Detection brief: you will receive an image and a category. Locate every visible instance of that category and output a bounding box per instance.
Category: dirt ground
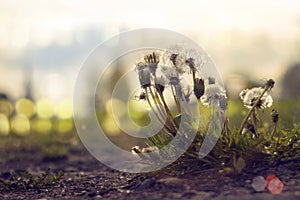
[0,139,299,200]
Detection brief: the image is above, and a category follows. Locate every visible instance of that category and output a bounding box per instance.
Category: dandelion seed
[240,87,273,109]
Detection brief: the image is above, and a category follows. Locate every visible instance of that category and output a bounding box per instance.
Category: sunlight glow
[0,28,9,48]
[43,74,66,102]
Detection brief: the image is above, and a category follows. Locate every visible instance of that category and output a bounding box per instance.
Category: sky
[0,0,300,99]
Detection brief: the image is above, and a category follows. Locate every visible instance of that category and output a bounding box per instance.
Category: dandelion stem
[148,86,167,121]
[171,85,181,113]
[157,90,179,135]
[238,86,270,135]
[271,122,277,139]
[147,85,178,136]
[145,89,174,134]
[252,108,258,136]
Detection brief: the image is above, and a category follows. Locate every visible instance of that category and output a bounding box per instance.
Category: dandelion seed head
[240,87,273,109]
[160,65,180,85]
[200,82,226,106]
[159,45,187,74]
[184,48,203,73]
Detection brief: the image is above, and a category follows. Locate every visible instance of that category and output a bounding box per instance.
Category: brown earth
[0,138,299,200]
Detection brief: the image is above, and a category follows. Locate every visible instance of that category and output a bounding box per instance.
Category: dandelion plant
[131,45,300,172]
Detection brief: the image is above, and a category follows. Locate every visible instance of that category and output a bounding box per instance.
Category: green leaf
[233,156,246,173]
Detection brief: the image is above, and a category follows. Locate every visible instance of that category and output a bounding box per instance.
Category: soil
[0,139,299,200]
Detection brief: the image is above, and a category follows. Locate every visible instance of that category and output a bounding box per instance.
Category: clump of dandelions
[133,45,227,160]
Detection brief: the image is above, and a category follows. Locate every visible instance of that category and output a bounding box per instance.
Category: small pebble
[251,176,266,192]
[138,178,156,189]
[87,191,97,197]
[266,175,284,195]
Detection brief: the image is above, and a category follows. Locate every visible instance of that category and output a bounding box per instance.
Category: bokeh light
[101,117,120,136]
[36,98,55,119]
[128,100,150,126]
[0,114,10,135]
[10,114,30,136]
[54,119,74,134]
[15,98,35,118]
[31,118,52,134]
[55,99,73,119]
[105,98,127,117]
[0,99,13,117]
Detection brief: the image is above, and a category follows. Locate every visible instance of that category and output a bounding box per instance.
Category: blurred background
[1,0,300,138]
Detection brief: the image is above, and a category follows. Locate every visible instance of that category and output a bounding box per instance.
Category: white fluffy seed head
[239,87,273,109]
[200,83,227,107]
